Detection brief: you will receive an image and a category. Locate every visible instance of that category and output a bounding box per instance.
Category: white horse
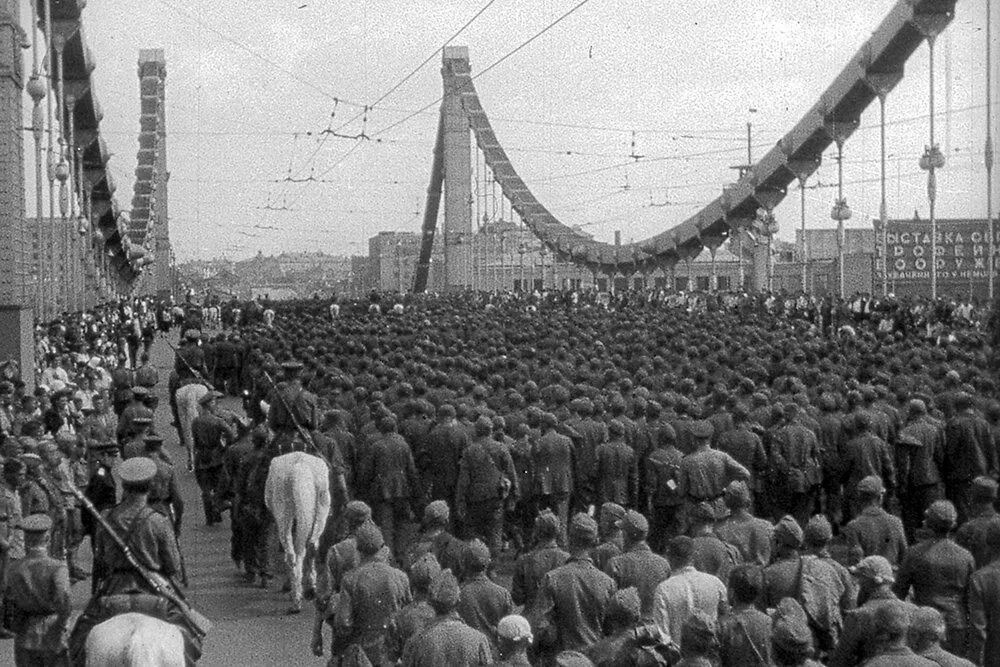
[85,612,185,667]
[175,383,209,461]
[265,451,331,614]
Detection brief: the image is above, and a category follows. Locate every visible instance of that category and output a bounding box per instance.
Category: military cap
[851,555,895,584]
[355,520,385,555]
[119,457,157,484]
[473,416,492,436]
[607,419,625,436]
[409,553,441,590]
[804,515,833,545]
[184,329,201,341]
[422,500,450,525]
[910,606,946,639]
[132,416,154,426]
[534,509,560,538]
[198,390,224,405]
[568,512,599,544]
[774,515,804,548]
[143,435,165,448]
[90,441,119,452]
[344,500,372,525]
[429,568,461,609]
[618,510,649,538]
[600,502,627,523]
[689,420,714,440]
[21,513,53,534]
[872,600,911,637]
[925,500,958,531]
[539,412,558,427]
[972,476,998,501]
[464,538,492,571]
[497,614,533,644]
[657,423,677,445]
[907,398,928,415]
[724,480,751,508]
[857,475,885,496]
[130,386,150,398]
[281,359,304,372]
[20,452,42,469]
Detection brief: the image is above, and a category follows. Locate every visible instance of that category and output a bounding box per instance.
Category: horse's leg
[286,548,302,614]
[303,542,316,600]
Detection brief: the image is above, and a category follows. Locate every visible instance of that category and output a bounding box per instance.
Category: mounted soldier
[69,457,208,666]
[267,360,319,454]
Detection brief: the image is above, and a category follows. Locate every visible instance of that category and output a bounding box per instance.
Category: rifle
[166,504,188,587]
[260,370,331,469]
[260,372,349,502]
[67,483,211,638]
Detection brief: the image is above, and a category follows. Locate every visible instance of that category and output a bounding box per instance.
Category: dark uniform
[457,426,518,557]
[191,392,236,525]
[531,416,574,538]
[358,422,421,558]
[3,514,70,667]
[70,457,201,666]
[267,364,319,454]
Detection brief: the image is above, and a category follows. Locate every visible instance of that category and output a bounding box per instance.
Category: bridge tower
[132,49,172,300]
[440,46,472,291]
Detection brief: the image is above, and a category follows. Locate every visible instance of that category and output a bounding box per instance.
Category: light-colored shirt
[651,564,729,645]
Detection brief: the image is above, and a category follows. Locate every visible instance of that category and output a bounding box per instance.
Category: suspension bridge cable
[369,0,597,139]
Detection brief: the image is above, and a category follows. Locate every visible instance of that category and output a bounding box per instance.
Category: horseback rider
[267,360,318,454]
[69,457,202,666]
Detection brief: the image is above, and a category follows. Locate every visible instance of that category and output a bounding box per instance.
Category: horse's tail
[291,457,317,558]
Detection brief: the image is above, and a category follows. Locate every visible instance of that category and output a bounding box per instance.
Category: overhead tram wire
[266,0,502,220]
[369,0,598,140]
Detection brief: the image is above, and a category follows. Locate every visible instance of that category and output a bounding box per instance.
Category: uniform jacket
[359,432,420,502]
[594,438,638,507]
[895,537,975,632]
[191,412,236,470]
[716,510,774,566]
[528,555,616,654]
[969,560,1000,667]
[333,553,412,664]
[511,542,568,606]
[957,509,1000,569]
[605,542,672,618]
[400,613,492,667]
[456,437,518,508]
[717,606,774,667]
[843,505,908,566]
[3,546,70,650]
[944,411,996,481]
[457,573,514,647]
[532,429,574,497]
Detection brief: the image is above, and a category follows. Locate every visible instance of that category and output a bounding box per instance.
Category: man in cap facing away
[385,553,441,663]
[678,420,750,520]
[528,513,616,658]
[457,538,513,654]
[829,556,913,667]
[895,499,975,659]
[909,606,976,667]
[605,510,672,619]
[716,480,773,567]
[495,614,533,667]
[3,514,70,666]
[400,569,492,666]
[717,565,773,667]
[329,521,411,665]
[511,509,568,606]
[969,523,1000,666]
[955,476,1000,569]
[652,535,728,651]
[860,602,937,666]
[842,475,907,567]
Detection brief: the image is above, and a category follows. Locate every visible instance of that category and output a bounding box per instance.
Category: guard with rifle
[266,360,319,454]
[69,457,208,666]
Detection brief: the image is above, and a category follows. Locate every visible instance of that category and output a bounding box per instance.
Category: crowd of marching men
[0,288,999,665]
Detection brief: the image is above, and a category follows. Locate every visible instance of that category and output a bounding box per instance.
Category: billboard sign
[881,218,997,300]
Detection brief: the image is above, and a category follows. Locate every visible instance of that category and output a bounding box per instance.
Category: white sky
[18,0,999,261]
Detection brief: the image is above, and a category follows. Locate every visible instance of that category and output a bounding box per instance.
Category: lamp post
[798,175,808,293]
[518,241,526,292]
[755,208,778,292]
[830,137,852,299]
[986,0,995,301]
[539,245,549,292]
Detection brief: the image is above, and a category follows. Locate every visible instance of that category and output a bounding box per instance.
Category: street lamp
[919,144,945,299]
[539,244,549,292]
[830,136,852,299]
[518,241,526,292]
[755,208,778,292]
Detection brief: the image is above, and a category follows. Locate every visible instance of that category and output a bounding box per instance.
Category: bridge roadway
[0,336,321,666]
